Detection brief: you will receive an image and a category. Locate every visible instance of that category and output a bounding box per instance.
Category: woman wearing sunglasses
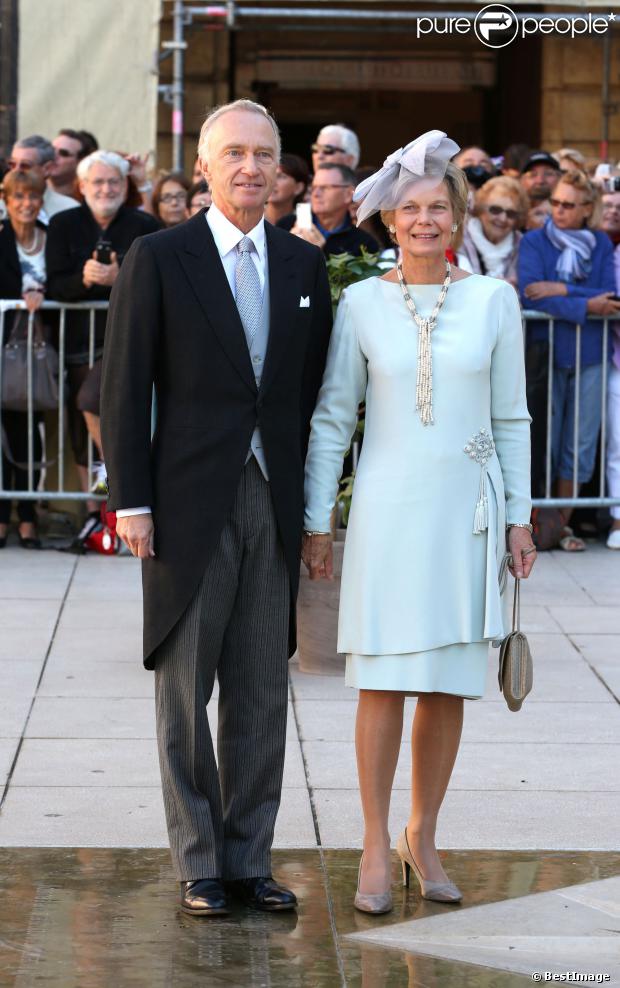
[518,170,620,550]
[457,176,528,286]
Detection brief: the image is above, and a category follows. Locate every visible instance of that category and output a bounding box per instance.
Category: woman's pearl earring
[389,225,396,234]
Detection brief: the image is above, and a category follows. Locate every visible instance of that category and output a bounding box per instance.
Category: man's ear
[343,186,354,206]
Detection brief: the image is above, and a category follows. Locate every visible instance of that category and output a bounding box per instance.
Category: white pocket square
[299,296,310,308]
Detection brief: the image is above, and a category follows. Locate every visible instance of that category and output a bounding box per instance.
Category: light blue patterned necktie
[234,235,262,345]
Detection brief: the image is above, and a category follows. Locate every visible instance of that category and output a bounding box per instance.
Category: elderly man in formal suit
[100,100,332,916]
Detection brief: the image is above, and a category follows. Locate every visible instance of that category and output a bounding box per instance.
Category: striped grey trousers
[153,458,290,881]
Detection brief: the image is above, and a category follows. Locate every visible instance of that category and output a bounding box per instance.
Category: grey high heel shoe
[353,854,393,915]
[396,829,462,903]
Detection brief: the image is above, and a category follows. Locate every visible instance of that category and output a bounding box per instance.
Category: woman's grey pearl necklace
[396,258,451,426]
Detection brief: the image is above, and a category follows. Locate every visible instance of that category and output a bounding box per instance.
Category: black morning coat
[100,210,333,669]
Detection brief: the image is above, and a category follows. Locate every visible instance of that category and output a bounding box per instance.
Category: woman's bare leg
[355,689,405,893]
[406,692,463,884]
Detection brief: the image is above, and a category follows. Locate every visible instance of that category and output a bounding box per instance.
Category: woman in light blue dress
[302,133,536,914]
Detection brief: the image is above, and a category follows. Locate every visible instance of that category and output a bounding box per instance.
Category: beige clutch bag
[498,578,533,712]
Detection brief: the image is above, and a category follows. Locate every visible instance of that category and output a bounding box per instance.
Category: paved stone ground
[1,544,619,987]
[1,545,619,850]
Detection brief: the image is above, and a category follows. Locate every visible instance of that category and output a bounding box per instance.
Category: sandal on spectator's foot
[558,526,586,552]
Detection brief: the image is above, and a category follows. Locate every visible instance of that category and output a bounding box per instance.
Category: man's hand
[290,223,326,249]
[116,513,155,559]
[83,251,119,288]
[524,281,567,300]
[586,292,620,317]
[301,533,333,580]
[507,526,536,580]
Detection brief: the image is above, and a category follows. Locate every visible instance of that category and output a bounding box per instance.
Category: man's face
[521,164,559,198]
[50,135,82,181]
[203,110,278,222]
[310,168,353,224]
[79,162,126,220]
[312,130,354,172]
[602,192,620,236]
[9,145,47,180]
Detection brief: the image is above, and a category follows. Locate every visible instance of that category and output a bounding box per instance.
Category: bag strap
[512,578,521,632]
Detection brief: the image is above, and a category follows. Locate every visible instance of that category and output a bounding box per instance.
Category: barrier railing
[522,310,618,510]
[1,300,619,513]
[0,299,108,502]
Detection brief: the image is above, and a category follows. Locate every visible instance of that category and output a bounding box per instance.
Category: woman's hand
[507,526,537,579]
[22,289,44,313]
[302,533,333,580]
[290,223,326,249]
[125,152,150,187]
[586,292,620,317]
[524,281,567,300]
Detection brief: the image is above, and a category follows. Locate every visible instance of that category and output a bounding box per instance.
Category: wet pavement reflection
[1,848,619,987]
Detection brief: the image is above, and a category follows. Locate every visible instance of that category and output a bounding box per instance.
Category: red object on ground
[84,504,118,555]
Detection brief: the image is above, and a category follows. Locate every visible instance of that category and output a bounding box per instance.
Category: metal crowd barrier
[0,299,619,513]
[0,299,108,502]
[522,311,619,510]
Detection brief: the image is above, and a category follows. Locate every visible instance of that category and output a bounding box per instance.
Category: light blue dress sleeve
[304,289,368,532]
[491,283,533,525]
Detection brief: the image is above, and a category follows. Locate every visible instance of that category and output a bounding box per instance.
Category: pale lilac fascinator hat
[353,130,461,225]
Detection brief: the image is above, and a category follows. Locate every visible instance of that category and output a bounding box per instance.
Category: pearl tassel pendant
[397,258,451,426]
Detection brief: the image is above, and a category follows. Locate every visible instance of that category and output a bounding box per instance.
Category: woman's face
[479,193,520,243]
[6,188,43,227]
[158,180,189,227]
[189,188,212,216]
[392,179,455,261]
[267,167,304,209]
[550,181,593,231]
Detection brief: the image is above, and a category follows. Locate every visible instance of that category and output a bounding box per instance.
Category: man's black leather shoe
[227,877,297,911]
[180,879,230,916]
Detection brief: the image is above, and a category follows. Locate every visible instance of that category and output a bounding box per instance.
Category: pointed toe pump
[353,855,393,915]
[396,830,462,903]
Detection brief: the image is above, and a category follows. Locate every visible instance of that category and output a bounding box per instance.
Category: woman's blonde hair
[2,169,46,200]
[474,175,529,228]
[554,170,602,229]
[380,162,469,251]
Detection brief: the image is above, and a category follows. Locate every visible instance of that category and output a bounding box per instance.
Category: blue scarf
[543,217,596,282]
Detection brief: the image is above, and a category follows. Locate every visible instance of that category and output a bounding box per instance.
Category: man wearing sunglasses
[50,130,89,200]
[311,123,360,172]
[279,162,378,258]
[9,135,79,221]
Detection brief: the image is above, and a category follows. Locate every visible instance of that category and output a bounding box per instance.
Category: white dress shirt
[116,203,267,519]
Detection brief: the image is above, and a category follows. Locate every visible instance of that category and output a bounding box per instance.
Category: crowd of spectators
[1,120,620,551]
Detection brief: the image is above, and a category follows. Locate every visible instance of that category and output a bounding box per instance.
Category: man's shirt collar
[207,202,266,265]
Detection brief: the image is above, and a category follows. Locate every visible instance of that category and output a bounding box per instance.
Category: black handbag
[1,310,59,412]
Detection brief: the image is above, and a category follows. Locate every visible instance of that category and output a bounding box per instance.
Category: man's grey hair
[197,99,281,164]
[316,124,360,168]
[77,150,130,181]
[13,134,55,166]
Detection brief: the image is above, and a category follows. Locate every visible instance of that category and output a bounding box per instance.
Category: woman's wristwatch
[506,523,533,533]
[304,531,331,537]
